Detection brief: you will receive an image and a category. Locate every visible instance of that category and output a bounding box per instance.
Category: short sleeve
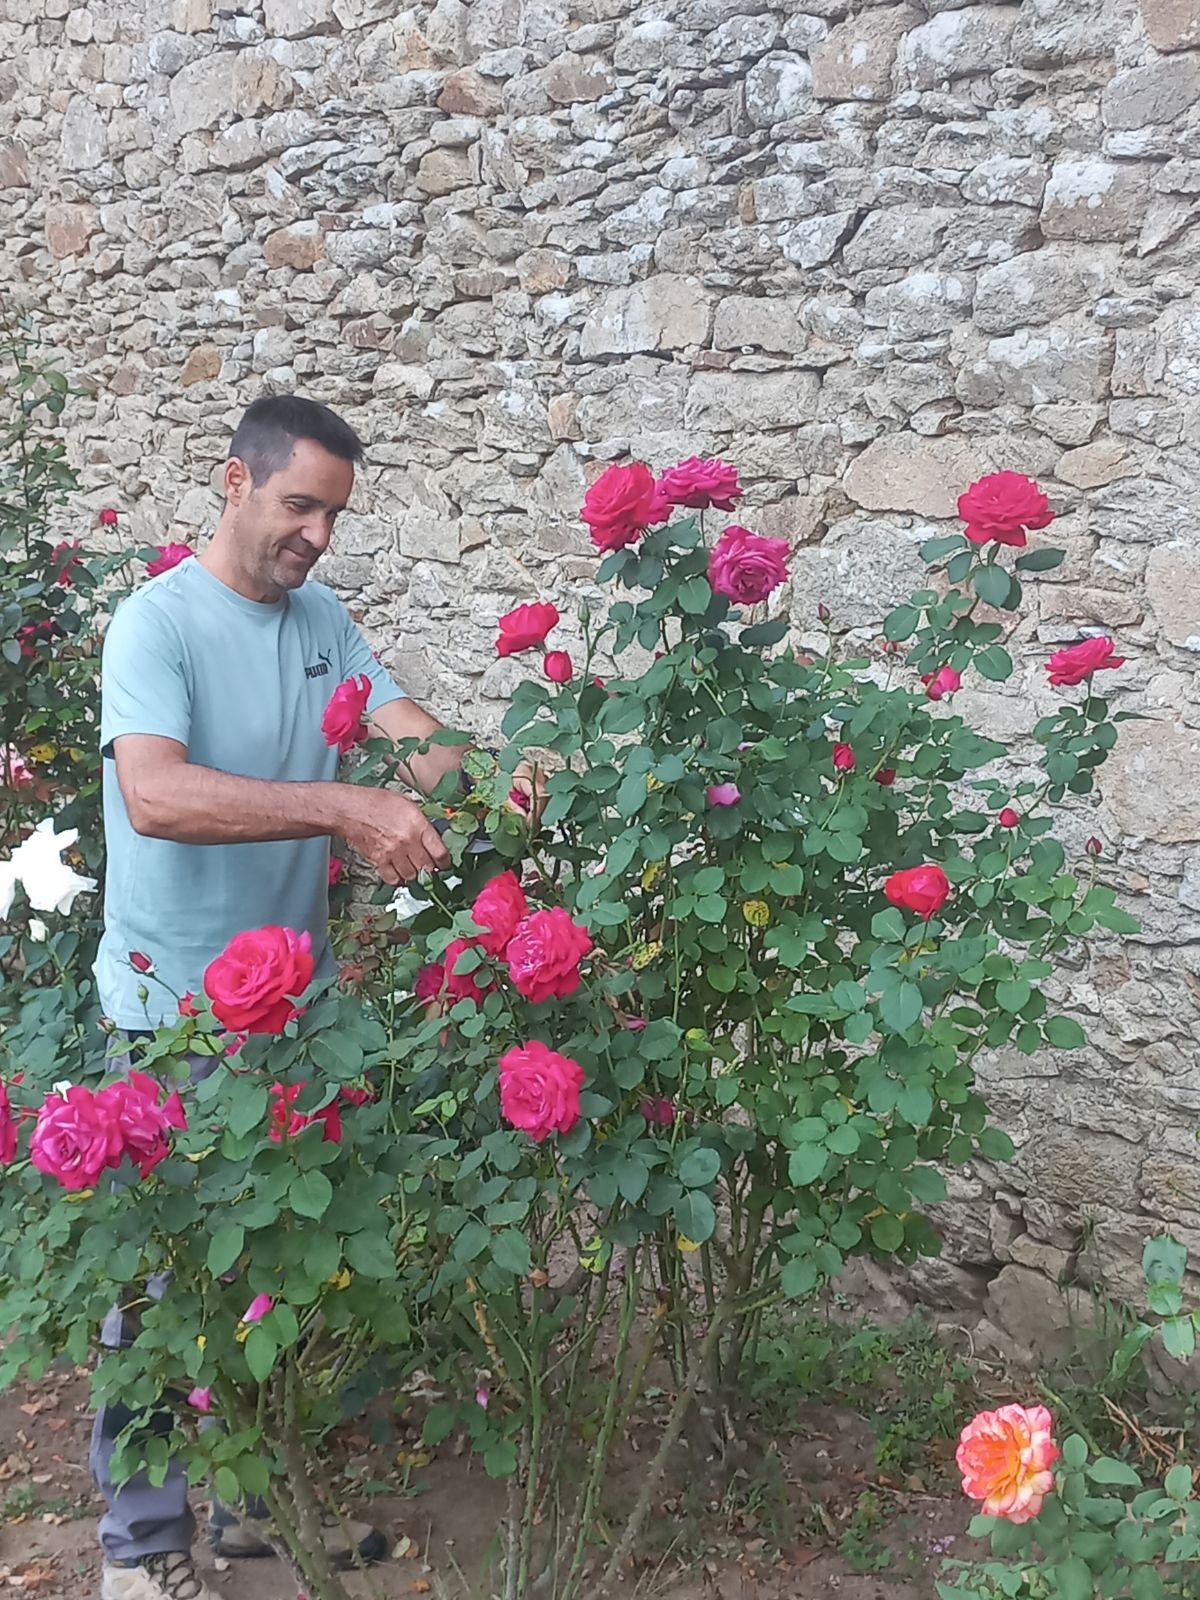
[339,606,407,714]
[100,595,192,757]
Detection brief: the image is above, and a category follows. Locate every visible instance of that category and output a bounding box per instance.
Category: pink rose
[0,1080,17,1165]
[29,1086,124,1191]
[875,769,896,787]
[328,855,344,887]
[497,602,559,657]
[1045,636,1125,688]
[146,543,193,578]
[640,1097,675,1128]
[958,472,1053,548]
[498,1041,585,1142]
[706,783,741,807]
[957,1404,1058,1524]
[414,962,446,1003]
[268,1082,342,1144]
[923,666,962,702]
[999,807,1020,828]
[707,524,789,606]
[471,871,529,957]
[98,508,119,528]
[658,456,742,512]
[506,908,593,1003]
[102,1071,187,1178]
[507,785,531,813]
[833,742,855,772]
[129,950,153,974]
[178,992,199,1018]
[1086,836,1102,857]
[544,649,573,683]
[1,745,33,789]
[204,925,314,1035]
[51,540,82,587]
[242,1293,273,1324]
[187,1387,212,1413]
[581,462,669,553]
[885,864,951,922]
[321,674,371,754]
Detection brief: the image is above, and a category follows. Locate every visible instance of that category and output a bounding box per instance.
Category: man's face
[226,438,354,596]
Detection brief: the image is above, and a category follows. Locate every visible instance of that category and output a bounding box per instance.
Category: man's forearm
[125,759,355,846]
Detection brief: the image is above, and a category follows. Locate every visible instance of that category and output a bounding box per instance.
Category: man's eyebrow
[282,493,349,512]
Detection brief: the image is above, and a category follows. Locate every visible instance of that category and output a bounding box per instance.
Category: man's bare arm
[369,698,471,795]
[113,735,449,883]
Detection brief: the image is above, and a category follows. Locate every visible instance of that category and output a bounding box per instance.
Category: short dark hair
[229,395,366,486]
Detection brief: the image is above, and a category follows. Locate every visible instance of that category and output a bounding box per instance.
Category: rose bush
[0,440,1141,1600]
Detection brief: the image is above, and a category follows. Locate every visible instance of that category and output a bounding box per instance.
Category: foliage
[0,449,1137,1600]
[943,1238,1200,1600]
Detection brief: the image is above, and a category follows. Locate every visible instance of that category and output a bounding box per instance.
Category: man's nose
[303,516,335,553]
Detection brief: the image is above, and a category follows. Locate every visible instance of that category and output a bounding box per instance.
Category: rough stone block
[864,271,971,339]
[961,156,1047,209]
[44,202,97,258]
[1013,0,1130,67]
[416,148,473,196]
[683,370,820,431]
[713,295,807,354]
[1102,55,1200,129]
[961,328,1112,407]
[744,52,814,126]
[1055,439,1131,489]
[1103,720,1200,842]
[1140,0,1200,52]
[263,0,336,36]
[1041,160,1153,242]
[973,249,1109,336]
[61,94,107,170]
[1146,545,1200,650]
[579,276,711,357]
[780,210,858,268]
[843,432,988,519]
[902,5,1018,89]
[263,221,325,270]
[810,5,919,102]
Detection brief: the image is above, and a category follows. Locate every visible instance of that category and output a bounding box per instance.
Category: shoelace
[143,1552,205,1600]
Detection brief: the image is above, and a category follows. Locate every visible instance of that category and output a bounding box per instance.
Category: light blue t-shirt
[96,559,405,1028]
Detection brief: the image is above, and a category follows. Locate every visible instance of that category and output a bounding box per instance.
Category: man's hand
[509,757,549,822]
[338,789,451,885]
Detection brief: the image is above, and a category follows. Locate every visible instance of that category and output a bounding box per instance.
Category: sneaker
[102,1553,223,1600]
[209,1509,387,1569]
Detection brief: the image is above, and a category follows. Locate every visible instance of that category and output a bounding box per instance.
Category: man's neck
[199,536,282,605]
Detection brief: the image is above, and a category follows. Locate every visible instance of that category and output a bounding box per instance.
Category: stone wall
[4,0,1200,1352]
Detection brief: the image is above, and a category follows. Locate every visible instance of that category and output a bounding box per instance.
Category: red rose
[203,924,315,1035]
[885,864,951,922]
[471,871,529,958]
[0,1081,17,1166]
[581,462,669,553]
[708,524,790,606]
[443,936,494,1005]
[98,508,119,528]
[544,649,573,683]
[178,992,199,1018]
[328,855,344,887]
[832,742,855,772]
[414,962,445,1003]
[924,665,962,702]
[498,1041,585,1142]
[29,1086,125,1191]
[268,1082,342,1144]
[146,543,193,578]
[958,472,1053,547]
[875,769,897,787]
[506,907,593,1003]
[102,1071,187,1178]
[129,950,153,974]
[321,674,371,754]
[496,602,560,658]
[51,540,82,587]
[1086,836,1102,857]
[999,807,1020,829]
[658,456,742,512]
[1045,636,1125,688]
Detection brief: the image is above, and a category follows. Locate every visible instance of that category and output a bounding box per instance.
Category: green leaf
[1130,1569,1165,1600]
[870,1214,905,1252]
[677,575,712,615]
[214,1466,241,1506]
[1087,1457,1143,1487]
[1162,1316,1196,1362]
[921,536,965,562]
[788,1145,828,1186]
[678,1147,721,1188]
[1045,1015,1087,1048]
[976,1127,1015,1162]
[871,908,907,942]
[289,1171,333,1220]
[484,1440,518,1478]
[1062,1435,1089,1470]
[453,1220,490,1263]
[244,1326,277,1383]
[996,978,1031,1013]
[880,980,923,1033]
[207,1225,244,1277]
[975,645,1014,682]
[674,1191,716,1244]
[491,1229,531,1275]
[237,1455,272,1498]
[884,605,919,642]
[1165,1463,1193,1501]
[345,1231,393,1279]
[1016,547,1066,572]
[1052,1556,1093,1600]
[974,565,1014,608]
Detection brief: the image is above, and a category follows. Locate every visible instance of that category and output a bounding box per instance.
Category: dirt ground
[0,1366,975,1600]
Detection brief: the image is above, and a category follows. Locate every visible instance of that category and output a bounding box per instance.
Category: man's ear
[224,456,252,507]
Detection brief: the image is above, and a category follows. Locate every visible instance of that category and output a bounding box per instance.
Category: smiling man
[91,395,509,1600]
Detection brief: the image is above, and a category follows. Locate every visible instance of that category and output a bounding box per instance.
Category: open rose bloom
[957,1404,1059,1524]
[204,924,314,1035]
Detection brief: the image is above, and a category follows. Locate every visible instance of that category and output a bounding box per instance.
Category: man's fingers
[422,822,451,869]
